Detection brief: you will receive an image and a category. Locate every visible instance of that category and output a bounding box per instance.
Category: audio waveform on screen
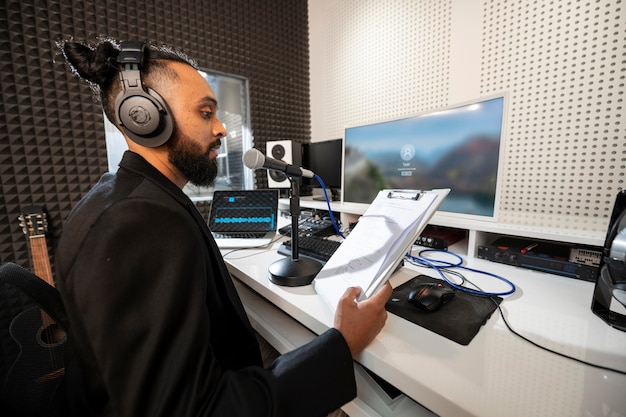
[214,215,275,224]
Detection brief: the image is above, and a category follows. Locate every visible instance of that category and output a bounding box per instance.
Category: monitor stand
[312,188,340,201]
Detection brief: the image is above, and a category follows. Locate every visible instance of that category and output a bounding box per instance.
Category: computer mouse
[407,282,455,312]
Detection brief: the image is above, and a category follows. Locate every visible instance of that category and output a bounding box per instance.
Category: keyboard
[277,235,342,262]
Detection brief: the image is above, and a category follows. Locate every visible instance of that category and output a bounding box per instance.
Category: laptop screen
[209,190,278,234]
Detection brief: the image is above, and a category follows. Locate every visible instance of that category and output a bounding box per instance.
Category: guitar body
[1,205,68,414]
[5,306,66,412]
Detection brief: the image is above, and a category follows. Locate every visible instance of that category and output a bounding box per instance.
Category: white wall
[308,0,625,235]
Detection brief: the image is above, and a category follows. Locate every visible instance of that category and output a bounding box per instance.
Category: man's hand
[333,282,393,358]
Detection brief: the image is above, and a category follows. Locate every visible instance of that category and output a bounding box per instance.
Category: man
[56,39,392,417]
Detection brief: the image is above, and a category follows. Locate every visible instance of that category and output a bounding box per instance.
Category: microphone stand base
[268,257,323,287]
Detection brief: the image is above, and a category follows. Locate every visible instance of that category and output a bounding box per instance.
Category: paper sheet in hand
[314,189,449,313]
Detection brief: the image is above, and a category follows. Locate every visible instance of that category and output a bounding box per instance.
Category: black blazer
[56,151,355,417]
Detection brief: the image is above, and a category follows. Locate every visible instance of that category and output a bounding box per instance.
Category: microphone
[242,148,314,179]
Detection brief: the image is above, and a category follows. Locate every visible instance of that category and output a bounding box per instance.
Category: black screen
[302,139,343,190]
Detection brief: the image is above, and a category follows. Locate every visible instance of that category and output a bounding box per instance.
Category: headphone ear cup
[115,86,174,148]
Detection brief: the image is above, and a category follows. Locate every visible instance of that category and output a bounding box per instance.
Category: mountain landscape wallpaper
[343,96,505,218]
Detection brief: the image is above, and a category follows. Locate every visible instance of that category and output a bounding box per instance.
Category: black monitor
[302,139,343,201]
[343,94,506,220]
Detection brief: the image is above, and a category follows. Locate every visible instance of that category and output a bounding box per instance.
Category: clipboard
[314,188,450,313]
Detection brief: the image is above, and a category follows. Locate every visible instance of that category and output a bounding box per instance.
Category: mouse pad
[385,275,502,345]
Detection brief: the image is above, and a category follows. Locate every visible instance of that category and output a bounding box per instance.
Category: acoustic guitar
[11,205,66,385]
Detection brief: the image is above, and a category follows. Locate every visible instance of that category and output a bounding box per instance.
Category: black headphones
[114,41,174,147]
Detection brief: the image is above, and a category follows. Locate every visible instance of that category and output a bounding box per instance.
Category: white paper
[314,189,450,313]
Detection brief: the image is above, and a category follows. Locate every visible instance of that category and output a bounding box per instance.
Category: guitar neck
[29,235,55,287]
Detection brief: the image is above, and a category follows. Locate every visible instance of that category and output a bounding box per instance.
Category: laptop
[209,189,279,248]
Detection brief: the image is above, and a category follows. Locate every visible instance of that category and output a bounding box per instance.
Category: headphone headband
[117,41,145,67]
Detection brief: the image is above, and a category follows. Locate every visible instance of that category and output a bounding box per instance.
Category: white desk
[223,240,626,417]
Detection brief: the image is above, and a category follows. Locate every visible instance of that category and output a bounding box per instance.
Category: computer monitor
[343,94,506,220]
[302,139,343,201]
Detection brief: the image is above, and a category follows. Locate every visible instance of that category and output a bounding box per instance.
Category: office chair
[0,262,69,417]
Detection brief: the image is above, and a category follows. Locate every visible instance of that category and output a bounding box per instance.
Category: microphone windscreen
[242,148,265,170]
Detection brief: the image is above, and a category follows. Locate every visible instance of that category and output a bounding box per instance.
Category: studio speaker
[591,189,626,332]
[266,140,302,188]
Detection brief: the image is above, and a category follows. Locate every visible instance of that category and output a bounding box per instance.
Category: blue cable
[308,177,514,296]
[314,174,346,238]
[406,248,516,297]
[406,249,626,375]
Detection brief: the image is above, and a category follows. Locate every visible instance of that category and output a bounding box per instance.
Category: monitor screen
[343,95,506,219]
[303,139,343,190]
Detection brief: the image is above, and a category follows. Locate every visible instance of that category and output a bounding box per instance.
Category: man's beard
[167,130,219,187]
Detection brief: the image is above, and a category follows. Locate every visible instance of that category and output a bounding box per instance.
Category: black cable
[429,262,626,376]
[492,298,626,376]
